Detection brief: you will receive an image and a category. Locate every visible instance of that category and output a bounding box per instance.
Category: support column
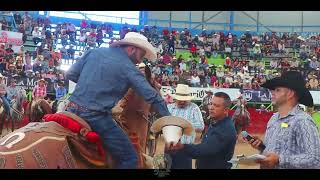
[257,11,260,33]
[189,11,192,29]
[201,11,205,30]
[169,11,172,29]
[230,11,234,31]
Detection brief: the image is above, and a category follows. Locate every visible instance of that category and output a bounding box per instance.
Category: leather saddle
[43,111,108,167]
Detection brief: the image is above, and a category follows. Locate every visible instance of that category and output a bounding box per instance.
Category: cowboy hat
[261,71,313,106]
[38,78,46,82]
[174,84,192,101]
[0,73,3,78]
[109,32,156,61]
[138,62,146,68]
[151,116,194,136]
[205,89,213,94]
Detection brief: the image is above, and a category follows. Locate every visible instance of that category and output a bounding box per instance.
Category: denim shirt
[66,47,170,116]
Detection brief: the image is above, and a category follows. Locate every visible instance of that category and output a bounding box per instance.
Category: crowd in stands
[1,11,320,101]
[128,25,320,91]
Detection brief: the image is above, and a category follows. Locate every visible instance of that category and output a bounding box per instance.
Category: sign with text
[0,30,23,53]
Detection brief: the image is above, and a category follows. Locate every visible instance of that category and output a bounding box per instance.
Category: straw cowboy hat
[261,71,313,106]
[109,32,157,61]
[151,116,194,136]
[138,62,146,68]
[174,84,193,101]
[38,78,46,83]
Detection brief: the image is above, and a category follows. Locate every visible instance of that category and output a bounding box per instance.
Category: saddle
[42,112,107,167]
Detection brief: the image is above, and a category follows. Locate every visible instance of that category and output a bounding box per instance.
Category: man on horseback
[1,79,19,116]
[65,32,170,169]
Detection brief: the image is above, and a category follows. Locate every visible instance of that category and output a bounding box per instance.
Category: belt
[66,101,88,112]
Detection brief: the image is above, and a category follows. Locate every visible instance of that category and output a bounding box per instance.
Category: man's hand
[256,152,279,169]
[165,141,184,151]
[246,135,263,150]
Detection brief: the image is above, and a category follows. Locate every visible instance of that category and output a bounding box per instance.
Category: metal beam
[189,11,192,29]
[301,11,304,32]
[230,11,234,31]
[192,11,223,30]
[169,11,172,29]
[241,11,273,32]
[202,11,205,30]
[257,11,260,32]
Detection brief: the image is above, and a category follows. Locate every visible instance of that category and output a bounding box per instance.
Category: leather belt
[66,101,88,112]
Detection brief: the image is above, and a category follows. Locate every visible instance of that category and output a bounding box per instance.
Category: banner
[160,86,241,101]
[240,89,272,103]
[160,86,320,105]
[5,76,56,94]
[0,30,23,53]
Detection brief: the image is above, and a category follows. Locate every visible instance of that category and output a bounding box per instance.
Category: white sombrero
[138,62,146,68]
[110,32,157,61]
[151,116,194,136]
[174,84,193,101]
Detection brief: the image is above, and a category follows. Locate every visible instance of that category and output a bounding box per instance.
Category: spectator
[87,29,97,48]
[224,57,232,70]
[96,28,104,47]
[6,79,19,103]
[32,78,47,100]
[67,44,76,62]
[32,27,42,45]
[165,84,204,169]
[190,44,197,58]
[252,44,262,60]
[309,56,319,70]
[309,75,319,90]
[216,65,225,82]
[54,81,67,101]
[190,72,200,87]
[14,12,22,25]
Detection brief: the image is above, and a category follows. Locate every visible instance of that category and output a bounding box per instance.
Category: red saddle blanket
[43,113,105,158]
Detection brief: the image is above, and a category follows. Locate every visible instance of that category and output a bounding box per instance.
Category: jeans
[65,105,138,169]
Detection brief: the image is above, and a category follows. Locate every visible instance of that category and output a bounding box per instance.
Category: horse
[231,96,251,135]
[0,88,27,136]
[0,91,158,169]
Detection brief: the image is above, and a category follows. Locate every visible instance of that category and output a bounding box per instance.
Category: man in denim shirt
[248,71,320,169]
[65,32,170,169]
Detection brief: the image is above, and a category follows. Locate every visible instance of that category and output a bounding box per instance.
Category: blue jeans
[65,106,138,169]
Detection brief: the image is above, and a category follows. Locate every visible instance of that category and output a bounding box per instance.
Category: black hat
[261,71,313,106]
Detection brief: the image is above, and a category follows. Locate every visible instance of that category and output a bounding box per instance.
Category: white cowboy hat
[174,84,192,101]
[138,62,146,68]
[109,32,156,61]
[151,116,194,136]
[0,73,3,78]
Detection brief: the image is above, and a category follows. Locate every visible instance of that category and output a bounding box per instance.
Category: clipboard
[228,154,266,166]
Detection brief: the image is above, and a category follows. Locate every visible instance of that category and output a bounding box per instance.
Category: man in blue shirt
[65,32,170,169]
[166,92,237,169]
